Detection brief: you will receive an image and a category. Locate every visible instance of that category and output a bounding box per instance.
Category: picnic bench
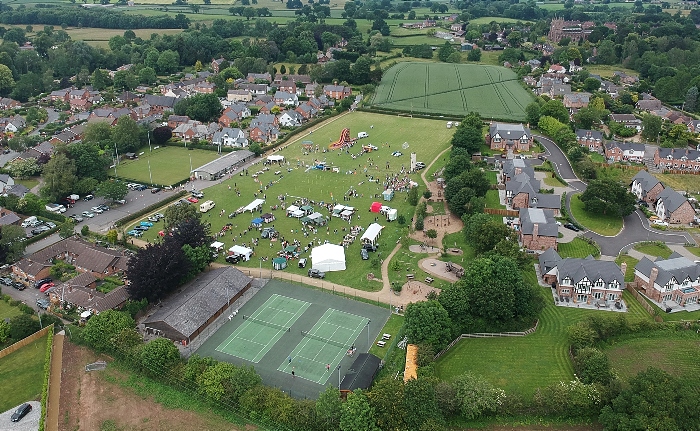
[406,274,414,280]
[425,277,434,284]
[382,333,391,340]
[376,340,386,347]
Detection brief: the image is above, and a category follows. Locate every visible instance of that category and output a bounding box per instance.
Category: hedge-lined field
[371,62,533,120]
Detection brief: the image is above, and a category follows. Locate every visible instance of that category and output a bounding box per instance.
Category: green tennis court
[216,294,311,363]
[278,308,369,384]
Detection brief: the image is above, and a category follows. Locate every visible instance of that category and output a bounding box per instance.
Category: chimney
[649,267,659,289]
[532,223,539,238]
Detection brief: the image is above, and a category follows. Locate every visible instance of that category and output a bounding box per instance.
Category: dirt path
[46,331,64,431]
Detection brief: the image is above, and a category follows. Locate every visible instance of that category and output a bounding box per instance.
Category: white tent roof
[244,198,265,212]
[308,212,323,220]
[291,210,304,218]
[361,223,384,243]
[267,155,285,162]
[311,243,346,272]
[341,210,353,216]
[210,241,224,250]
[287,205,300,212]
[333,204,345,211]
[228,245,253,257]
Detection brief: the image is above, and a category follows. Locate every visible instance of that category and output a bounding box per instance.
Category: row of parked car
[128,213,164,237]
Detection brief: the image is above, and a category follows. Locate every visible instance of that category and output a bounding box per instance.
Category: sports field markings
[216,294,311,363]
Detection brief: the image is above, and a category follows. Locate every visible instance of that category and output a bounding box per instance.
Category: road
[29,107,60,136]
[535,134,587,191]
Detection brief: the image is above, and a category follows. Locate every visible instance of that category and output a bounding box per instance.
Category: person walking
[288,355,292,364]
[326,364,331,372]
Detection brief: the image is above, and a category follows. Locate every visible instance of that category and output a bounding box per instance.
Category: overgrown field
[371,62,533,120]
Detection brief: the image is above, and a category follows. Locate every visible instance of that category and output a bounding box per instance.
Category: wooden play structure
[329,128,357,150]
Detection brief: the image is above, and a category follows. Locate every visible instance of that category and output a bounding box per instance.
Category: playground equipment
[329,128,357,150]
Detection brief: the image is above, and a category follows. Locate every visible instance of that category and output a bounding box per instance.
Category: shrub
[81,225,89,236]
[415,216,424,231]
[423,190,432,199]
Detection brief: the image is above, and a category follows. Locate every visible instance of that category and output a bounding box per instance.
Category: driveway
[581,209,696,256]
[0,401,40,431]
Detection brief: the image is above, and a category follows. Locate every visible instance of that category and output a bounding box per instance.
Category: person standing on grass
[326,364,331,372]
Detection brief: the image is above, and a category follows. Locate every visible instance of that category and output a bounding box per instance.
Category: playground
[195,279,391,398]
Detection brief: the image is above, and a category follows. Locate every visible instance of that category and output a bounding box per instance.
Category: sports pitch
[371,62,534,120]
[196,280,391,397]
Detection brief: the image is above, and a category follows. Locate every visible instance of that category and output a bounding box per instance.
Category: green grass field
[569,194,623,236]
[0,334,48,412]
[542,173,568,187]
[633,242,673,259]
[114,146,221,186]
[369,313,404,358]
[484,189,504,209]
[435,271,652,398]
[604,331,700,382]
[0,300,24,321]
[557,237,599,258]
[615,255,640,282]
[686,246,700,257]
[371,62,534,120]
[133,112,454,291]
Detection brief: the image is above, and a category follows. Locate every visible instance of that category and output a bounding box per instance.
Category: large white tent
[243,198,265,213]
[311,243,346,272]
[360,223,384,245]
[228,245,253,261]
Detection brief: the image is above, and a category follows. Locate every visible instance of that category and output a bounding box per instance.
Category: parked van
[21,216,38,228]
[199,200,216,213]
[357,132,368,138]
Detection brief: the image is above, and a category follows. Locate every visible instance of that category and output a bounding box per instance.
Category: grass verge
[633,242,672,259]
[615,255,640,282]
[569,194,623,236]
[557,237,599,259]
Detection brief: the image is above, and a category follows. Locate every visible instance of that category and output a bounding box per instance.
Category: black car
[151,187,162,194]
[98,204,110,211]
[360,249,369,260]
[225,255,241,264]
[83,194,94,201]
[10,403,32,422]
[34,277,52,289]
[308,268,326,279]
[564,223,580,232]
[362,243,378,252]
[12,281,26,290]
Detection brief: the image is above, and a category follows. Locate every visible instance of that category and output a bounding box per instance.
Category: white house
[273,91,299,107]
[212,128,248,148]
[278,111,304,127]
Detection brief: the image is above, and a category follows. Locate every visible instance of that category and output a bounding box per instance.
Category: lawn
[392,35,454,47]
[434,271,652,398]
[14,177,39,190]
[467,16,532,25]
[655,173,700,195]
[589,153,606,163]
[603,331,700,382]
[441,232,476,265]
[569,194,623,236]
[484,189,504,209]
[542,173,568,187]
[133,112,454,291]
[0,299,23,321]
[371,62,534,121]
[633,242,672,259]
[0,334,48,412]
[114,146,221,186]
[369,314,404,358]
[615,255,640,282]
[685,246,700,257]
[557,237,599,258]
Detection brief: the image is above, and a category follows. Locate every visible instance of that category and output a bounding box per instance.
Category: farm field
[0,334,48,412]
[114,146,221,186]
[132,112,455,291]
[371,62,534,120]
[603,332,700,382]
[569,194,623,236]
[435,273,652,398]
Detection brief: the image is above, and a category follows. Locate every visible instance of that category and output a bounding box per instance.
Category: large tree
[97,180,129,201]
[403,378,443,430]
[67,142,110,181]
[126,241,191,302]
[340,390,380,431]
[140,337,181,378]
[164,203,201,230]
[463,213,516,254]
[316,385,343,430]
[579,178,636,217]
[41,152,77,202]
[112,116,144,154]
[167,218,210,248]
[0,225,27,263]
[196,362,261,406]
[174,93,222,122]
[404,300,453,350]
[367,377,405,431]
[452,373,505,420]
[540,99,570,124]
[82,310,135,354]
[641,114,662,142]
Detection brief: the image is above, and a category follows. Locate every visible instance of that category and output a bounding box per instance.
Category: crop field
[114,146,221,186]
[371,62,533,120]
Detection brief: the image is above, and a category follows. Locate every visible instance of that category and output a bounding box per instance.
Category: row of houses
[630,170,696,224]
[575,129,646,162]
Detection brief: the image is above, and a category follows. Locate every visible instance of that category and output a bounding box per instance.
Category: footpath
[45,331,65,431]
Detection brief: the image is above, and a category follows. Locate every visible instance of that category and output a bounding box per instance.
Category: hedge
[38,327,54,431]
[24,227,60,246]
[114,191,187,227]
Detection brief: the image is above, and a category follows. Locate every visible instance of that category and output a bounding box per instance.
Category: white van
[358,132,368,138]
[21,216,38,228]
[199,200,216,213]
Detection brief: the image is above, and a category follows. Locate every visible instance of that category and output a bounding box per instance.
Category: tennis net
[243,315,290,332]
[301,331,351,349]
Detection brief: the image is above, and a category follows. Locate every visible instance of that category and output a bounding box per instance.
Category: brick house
[604,141,645,162]
[518,208,558,251]
[249,123,279,143]
[506,173,540,209]
[634,253,700,306]
[167,115,191,129]
[655,188,695,224]
[576,129,604,152]
[630,171,665,203]
[247,73,272,83]
[211,57,226,73]
[12,259,51,284]
[218,104,251,127]
[654,147,700,172]
[687,119,700,133]
[323,85,352,100]
[563,92,591,110]
[487,123,533,152]
[539,248,625,305]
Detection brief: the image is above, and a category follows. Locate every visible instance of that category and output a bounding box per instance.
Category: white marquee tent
[243,198,265,213]
[311,243,346,272]
[228,245,253,261]
[360,223,384,245]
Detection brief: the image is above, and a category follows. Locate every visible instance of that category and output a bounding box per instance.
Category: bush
[81,225,89,236]
[423,190,432,199]
[18,303,35,315]
[415,216,424,231]
[408,186,420,206]
[9,314,40,340]
[397,214,406,225]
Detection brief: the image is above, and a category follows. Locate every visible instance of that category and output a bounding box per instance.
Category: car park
[140,221,154,227]
[308,268,325,279]
[361,249,369,260]
[45,222,56,229]
[21,216,38,228]
[0,277,12,286]
[82,211,95,218]
[36,298,51,310]
[191,190,204,198]
[98,204,110,211]
[69,214,84,222]
[83,194,94,201]
[127,230,143,237]
[564,223,580,232]
[187,197,199,203]
[91,206,104,214]
[31,226,51,235]
[10,403,32,422]
[12,281,25,290]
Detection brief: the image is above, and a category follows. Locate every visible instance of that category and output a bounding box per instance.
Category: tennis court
[216,294,311,363]
[278,309,369,384]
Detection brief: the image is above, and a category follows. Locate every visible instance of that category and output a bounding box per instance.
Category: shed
[272,257,287,270]
[370,202,382,213]
[228,245,253,261]
[382,189,394,201]
[360,223,384,245]
[251,217,263,227]
[386,208,398,222]
[191,150,255,181]
[340,353,382,395]
[311,243,346,272]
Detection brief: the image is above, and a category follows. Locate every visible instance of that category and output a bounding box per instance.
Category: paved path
[46,331,65,431]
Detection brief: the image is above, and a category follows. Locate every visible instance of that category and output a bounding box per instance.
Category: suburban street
[535,134,588,191]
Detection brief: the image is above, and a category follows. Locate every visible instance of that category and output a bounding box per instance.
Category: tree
[126,241,191,302]
[41,152,77,202]
[316,385,343,430]
[156,50,180,75]
[67,142,109,181]
[112,116,143,154]
[525,102,541,126]
[540,99,570,124]
[138,66,157,85]
[573,107,604,130]
[174,93,222,122]
[140,337,181,378]
[574,347,613,385]
[58,221,74,239]
[641,114,662,142]
[579,178,636,217]
[9,314,40,341]
[113,70,138,92]
[169,218,210,248]
[340,390,380,431]
[464,214,514,254]
[0,225,26,263]
[82,310,135,354]
[0,64,15,95]
[582,77,600,93]
[452,373,505,419]
[403,378,443,430]
[197,362,261,406]
[599,368,700,430]
[467,48,481,62]
[685,86,698,112]
[182,244,212,278]
[5,158,40,178]
[249,142,263,156]
[97,180,128,201]
[152,126,173,145]
[404,300,453,350]
[425,229,438,245]
[164,203,201,230]
[437,42,455,62]
[367,377,405,431]
[83,121,113,147]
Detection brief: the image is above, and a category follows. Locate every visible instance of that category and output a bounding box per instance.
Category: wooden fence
[625,285,663,322]
[0,325,53,360]
[662,169,700,176]
[484,208,519,217]
[433,320,539,361]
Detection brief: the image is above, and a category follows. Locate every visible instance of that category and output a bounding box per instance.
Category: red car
[39,282,55,293]
[187,197,199,203]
